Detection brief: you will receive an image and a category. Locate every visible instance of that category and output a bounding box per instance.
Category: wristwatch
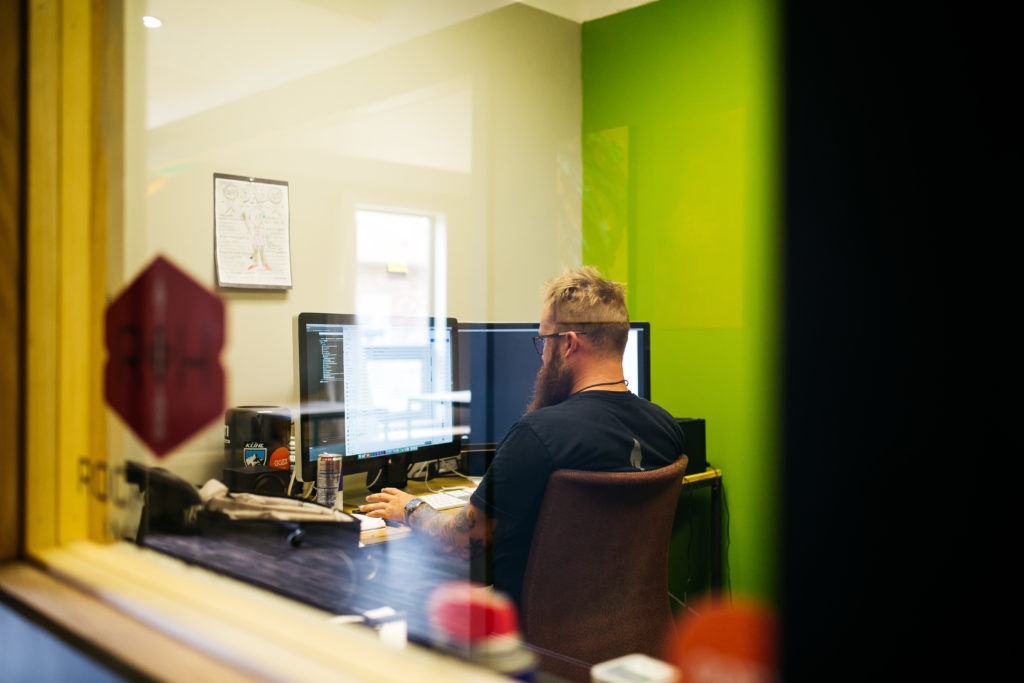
[404,497,425,524]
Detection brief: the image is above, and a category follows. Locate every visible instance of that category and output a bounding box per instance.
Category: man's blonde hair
[543,266,629,355]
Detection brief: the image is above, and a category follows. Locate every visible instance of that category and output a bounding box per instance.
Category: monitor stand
[365,453,408,493]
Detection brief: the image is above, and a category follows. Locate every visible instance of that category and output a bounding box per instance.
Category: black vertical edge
[782,1,1010,679]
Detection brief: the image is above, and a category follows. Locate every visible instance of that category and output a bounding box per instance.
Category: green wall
[582,0,779,602]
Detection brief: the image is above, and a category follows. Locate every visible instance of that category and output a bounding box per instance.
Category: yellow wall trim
[26,0,113,551]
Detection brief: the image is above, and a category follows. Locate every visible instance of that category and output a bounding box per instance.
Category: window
[355,208,447,322]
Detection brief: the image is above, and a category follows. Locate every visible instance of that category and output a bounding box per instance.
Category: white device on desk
[420,487,474,510]
[592,654,679,683]
[350,512,386,531]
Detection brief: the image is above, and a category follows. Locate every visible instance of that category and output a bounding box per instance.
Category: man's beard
[526,352,575,413]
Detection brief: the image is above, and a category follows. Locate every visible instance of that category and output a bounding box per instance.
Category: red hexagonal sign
[105,256,225,457]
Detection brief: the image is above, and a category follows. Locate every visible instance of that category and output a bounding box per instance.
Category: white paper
[214,174,292,288]
[350,512,387,531]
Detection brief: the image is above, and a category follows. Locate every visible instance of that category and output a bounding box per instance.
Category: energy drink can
[316,453,342,507]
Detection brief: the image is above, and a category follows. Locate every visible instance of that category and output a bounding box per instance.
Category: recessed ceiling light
[142,16,162,29]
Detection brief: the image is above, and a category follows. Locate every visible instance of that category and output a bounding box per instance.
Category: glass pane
[107,0,583,654]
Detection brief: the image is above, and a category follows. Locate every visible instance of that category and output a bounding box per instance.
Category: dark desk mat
[141,525,473,644]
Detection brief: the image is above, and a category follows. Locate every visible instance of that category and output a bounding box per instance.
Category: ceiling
[143,0,657,129]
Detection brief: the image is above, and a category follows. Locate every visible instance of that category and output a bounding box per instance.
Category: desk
[346,468,724,593]
[140,467,723,648]
[141,507,472,646]
[343,468,725,591]
[140,472,478,646]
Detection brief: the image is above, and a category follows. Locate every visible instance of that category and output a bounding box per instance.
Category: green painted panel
[634,109,746,329]
[582,127,630,286]
[582,0,779,603]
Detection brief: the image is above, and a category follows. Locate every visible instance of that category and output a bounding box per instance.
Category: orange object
[269,446,290,470]
[669,600,776,682]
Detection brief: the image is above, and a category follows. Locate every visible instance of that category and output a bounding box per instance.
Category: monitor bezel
[627,321,652,401]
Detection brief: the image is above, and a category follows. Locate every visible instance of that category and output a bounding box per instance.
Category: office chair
[520,454,688,682]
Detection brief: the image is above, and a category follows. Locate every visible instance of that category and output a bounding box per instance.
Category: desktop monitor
[295,313,460,485]
[455,321,651,448]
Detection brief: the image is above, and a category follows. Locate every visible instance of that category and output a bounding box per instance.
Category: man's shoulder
[515,392,599,427]
[509,392,682,471]
[508,392,683,443]
[519,391,675,431]
[634,395,680,422]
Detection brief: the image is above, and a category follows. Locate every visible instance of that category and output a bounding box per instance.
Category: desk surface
[343,467,718,511]
[346,468,722,545]
[142,513,472,643]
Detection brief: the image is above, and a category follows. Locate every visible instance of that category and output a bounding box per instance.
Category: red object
[104,256,225,457]
[428,581,519,642]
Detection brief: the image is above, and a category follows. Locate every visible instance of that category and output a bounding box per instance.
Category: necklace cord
[573,379,628,394]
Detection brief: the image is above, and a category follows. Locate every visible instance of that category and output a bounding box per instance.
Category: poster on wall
[214,173,293,289]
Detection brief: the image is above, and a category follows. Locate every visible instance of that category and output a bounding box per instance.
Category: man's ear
[563,331,581,358]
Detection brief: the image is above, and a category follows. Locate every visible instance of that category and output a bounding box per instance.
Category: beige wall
[115,3,581,485]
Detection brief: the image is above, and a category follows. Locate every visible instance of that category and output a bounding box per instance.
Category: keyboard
[420,488,474,510]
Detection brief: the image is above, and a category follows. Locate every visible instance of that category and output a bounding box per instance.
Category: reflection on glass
[112,4,583,663]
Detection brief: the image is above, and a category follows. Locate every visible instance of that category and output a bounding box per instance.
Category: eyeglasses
[532,331,587,356]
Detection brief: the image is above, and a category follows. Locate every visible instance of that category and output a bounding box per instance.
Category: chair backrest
[520,454,688,682]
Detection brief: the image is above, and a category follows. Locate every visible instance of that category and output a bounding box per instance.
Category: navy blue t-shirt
[469,390,684,610]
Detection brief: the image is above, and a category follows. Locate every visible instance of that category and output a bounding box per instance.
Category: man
[360,266,684,610]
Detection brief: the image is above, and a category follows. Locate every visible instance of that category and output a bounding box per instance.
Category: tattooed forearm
[408,503,492,559]
[452,506,477,534]
[408,504,441,532]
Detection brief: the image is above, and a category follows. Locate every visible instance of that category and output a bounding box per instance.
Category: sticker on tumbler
[269,446,290,470]
[244,444,268,466]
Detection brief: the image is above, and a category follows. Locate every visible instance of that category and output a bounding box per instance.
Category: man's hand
[360,487,495,560]
[359,487,415,522]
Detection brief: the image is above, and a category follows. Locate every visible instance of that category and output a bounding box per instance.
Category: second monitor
[455,322,651,448]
